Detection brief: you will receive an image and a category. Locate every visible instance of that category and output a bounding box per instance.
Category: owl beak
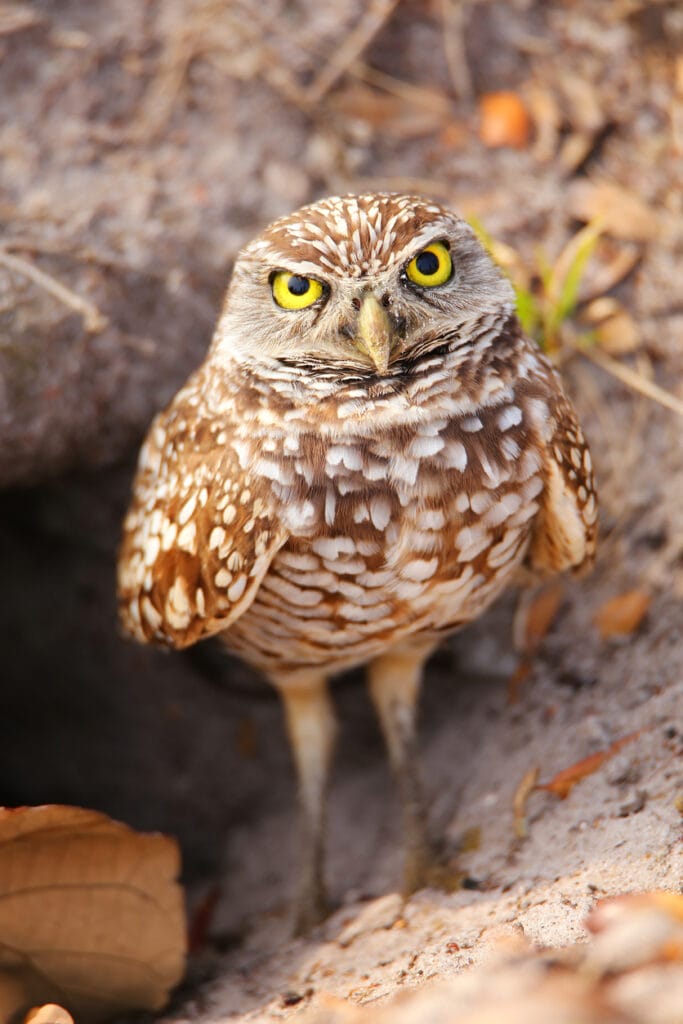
[355,292,393,374]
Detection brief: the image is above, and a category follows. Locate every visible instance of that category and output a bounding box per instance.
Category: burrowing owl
[118,193,597,931]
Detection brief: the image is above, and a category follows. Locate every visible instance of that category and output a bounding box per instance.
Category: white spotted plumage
[117,193,597,930]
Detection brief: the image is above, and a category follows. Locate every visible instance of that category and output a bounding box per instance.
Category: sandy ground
[1,1,682,1021]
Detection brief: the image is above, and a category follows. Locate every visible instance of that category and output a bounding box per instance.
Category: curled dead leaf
[507,659,531,705]
[593,589,651,639]
[568,180,663,242]
[577,242,640,303]
[513,766,540,839]
[558,131,596,175]
[328,83,447,138]
[537,733,639,799]
[478,91,531,149]
[0,4,45,36]
[0,805,186,1023]
[514,584,565,655]
[557,71,604,135]
[525,83,561,162]
[582,299,640,355]
[594,309,639,355]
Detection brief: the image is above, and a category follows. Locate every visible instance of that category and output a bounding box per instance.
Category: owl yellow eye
[271,272,324,310]
[405,242,452,288]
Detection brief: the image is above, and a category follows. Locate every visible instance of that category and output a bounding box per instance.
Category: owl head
[212,193,515,378]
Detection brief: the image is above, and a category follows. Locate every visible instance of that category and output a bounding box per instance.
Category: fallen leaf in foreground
[536,733,639,799]
[594,589,651,639]
[0,805,185,1023]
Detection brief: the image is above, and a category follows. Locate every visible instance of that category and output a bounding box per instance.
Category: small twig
[0,4,44,36]
[0,248,108,332]
[305,0,400,105]
[2,236,167,277]
[211,11,311,110]
[513,766,539,840]
[131,35,195,139]
[581,345,683,419]
[352,62,452,114]
[440,0,474,101]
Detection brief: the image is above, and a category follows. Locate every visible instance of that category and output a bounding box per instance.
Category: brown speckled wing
[117,373,287,649]
[527,382,598,574]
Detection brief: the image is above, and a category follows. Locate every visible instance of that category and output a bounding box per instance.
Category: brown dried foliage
[0,805,186,1023]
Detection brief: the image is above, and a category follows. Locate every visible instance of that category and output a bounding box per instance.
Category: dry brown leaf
[25,1005,74,1024]
[557,72,604,134]
[0,3,44,36]
[0,805,186,1023]
[593,589,651,638]
[515,584,565,655]
[437,119,470,150]
[558,131,596,174]
[506,659,531,705]
[577,242,640,303]
[525,83,562,162]
[513,767,540,839]
[582,299,640,355]
[478,91,531,149]
[594,309,640,355]
[537,733,639,799]
[328,83,446,138]
[568,180,663,242]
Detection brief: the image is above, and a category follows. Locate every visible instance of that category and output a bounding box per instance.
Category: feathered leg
[273,671,336,934]
[367,638,437,893]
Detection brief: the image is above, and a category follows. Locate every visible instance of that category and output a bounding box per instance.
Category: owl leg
[367,639,436,894]
[273,671,336,934]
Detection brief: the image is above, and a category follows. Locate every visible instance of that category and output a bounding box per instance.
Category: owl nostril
[351,297,361,311]
[381,293,391,308]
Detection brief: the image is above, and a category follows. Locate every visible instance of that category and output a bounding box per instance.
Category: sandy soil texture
[1,1,681,1021]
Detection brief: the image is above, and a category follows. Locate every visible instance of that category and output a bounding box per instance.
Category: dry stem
[581,346,683,419]
[0,248,108,332]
